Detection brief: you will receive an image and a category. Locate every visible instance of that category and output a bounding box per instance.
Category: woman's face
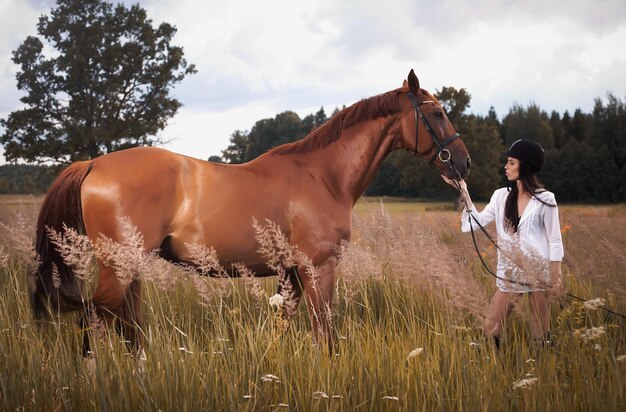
[504,157,520,181]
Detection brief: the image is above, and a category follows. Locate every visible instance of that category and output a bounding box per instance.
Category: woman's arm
[549,261,564,297]
[544,195,565,296]
[442,176,497,232]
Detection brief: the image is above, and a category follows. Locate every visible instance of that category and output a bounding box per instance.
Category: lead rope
[452,180,626,321]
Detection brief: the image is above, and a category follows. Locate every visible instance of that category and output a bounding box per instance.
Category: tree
[0,177,8,194]
[435,86,471,126]
[301,107,328,133]
[460,115,505,200]
[365,152,404,196]
[0,0,195,164]
[568,109,591,142]
[591,93,626,169]
[208,155,223,163]
[223,110,316,164]
[549,111,566,149]
[246,111,305,160]
[542,139,622,202]
[502,103,554,149]
[222,130,250,164]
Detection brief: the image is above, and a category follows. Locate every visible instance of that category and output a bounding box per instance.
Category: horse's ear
[407,69,420,93]
[402,79,408,88]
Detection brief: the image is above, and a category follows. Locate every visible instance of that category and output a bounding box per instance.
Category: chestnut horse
[33,70,470,354]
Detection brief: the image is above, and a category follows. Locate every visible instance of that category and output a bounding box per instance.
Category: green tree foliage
[222,108,327,164]
[215,92,625,203]
[435,86,471,125]
[502,103,554,149]
[542,139,622,202]
[0,0,195,164]
[0,177,9,194]
[459,115,505,200]
[591,93,626,169]
[0,165,56,194]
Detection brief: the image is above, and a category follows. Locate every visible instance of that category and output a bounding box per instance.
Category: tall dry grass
[0,198,625,411]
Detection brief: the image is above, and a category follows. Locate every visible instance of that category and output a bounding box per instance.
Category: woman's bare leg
[483,291,515,343]
[528,291,551,340]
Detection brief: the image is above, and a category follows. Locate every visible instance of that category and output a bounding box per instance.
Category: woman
[443,139,564,348]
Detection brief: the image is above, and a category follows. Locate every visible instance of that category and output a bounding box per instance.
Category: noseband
[407,92,461,165]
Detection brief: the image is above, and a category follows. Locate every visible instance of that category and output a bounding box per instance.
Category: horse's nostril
[466,158,471,170]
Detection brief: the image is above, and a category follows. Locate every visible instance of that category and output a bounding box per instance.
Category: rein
[454,183,626,320]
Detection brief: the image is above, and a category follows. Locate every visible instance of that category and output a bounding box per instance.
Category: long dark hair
[504,172,555,233]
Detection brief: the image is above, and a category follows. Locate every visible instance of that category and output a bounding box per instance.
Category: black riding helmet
[501,139,545,177]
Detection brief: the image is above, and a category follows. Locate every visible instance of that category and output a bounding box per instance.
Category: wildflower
[583,298,606,310]
[243,395,253,399]
[184,242,227,277]
[406,347,424,361]
[382,396,400,401]
[253,218,297,270]
[269,293,285,308]
[469,342,482,348]
[47,224,95,281]
[261,374,281,383]
[234,262,265,300]
[313,391,329,399]
[94,217,149,287]
[513,377,538,390]
[617,355,626,363]
[574,326,606,342]
[51,264,61,289]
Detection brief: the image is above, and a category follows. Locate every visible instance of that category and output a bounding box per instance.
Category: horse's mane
[268,89,404,156]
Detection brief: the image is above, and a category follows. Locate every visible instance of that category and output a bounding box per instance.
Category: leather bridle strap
[408,92,461,163]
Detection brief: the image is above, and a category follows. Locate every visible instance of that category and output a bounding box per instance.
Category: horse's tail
[33,161,94,319]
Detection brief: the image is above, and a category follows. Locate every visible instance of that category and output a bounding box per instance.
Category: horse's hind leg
[116,279,145,354]
[85,264,145,355]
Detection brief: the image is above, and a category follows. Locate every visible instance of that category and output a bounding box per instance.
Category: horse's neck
[321,116,398,204]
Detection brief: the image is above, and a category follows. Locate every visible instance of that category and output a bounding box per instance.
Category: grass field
[1,196,625,410]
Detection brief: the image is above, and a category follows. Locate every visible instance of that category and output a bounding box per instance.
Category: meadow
[0,195,625,411]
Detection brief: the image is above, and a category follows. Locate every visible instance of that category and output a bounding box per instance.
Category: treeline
[220,88,626,203]
[0,165,56,195]
[2,89,624,203]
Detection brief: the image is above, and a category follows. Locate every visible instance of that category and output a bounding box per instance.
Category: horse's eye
[435,112,444,118]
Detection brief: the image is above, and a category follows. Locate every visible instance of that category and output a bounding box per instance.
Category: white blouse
[461,188,564,293]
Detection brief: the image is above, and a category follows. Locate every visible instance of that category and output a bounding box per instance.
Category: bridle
[407,92,461,166]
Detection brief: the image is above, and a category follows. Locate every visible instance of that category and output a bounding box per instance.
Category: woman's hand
[442,175,472,209]
[441,175,466,191]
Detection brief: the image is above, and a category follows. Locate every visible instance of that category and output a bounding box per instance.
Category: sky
[0,0,625,163]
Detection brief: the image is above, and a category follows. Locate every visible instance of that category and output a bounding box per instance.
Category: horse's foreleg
[276,267,303,320]
[300,259,336,354]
